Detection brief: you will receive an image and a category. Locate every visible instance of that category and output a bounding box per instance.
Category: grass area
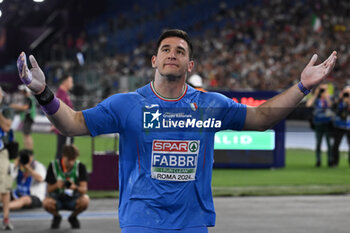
[212,149,350,196]
[13,132,350,197]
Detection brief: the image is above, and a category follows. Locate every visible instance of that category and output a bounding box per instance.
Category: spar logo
[189,141,199,152]
[153,140,199,153]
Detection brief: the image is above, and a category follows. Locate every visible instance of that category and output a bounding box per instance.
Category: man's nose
[167,50,176,60]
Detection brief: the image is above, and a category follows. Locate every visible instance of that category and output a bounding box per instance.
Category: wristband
[40,97,60,115]
[34,86,60,115]
[297,81,311,95]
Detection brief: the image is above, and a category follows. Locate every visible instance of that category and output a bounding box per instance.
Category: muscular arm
[16,53,90,137]
[47,100,90,136]
[244,84,304,131]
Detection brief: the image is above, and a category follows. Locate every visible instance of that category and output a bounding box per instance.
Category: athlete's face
[151,37,194,80]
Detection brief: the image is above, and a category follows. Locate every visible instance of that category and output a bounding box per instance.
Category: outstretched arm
[243,51,337,131]
[17,52,89,136]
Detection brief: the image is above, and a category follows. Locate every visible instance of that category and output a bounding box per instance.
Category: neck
[153,72,186,99]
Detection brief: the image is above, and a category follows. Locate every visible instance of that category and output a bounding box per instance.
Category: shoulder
[77,161,87,170]
[198,91,237,106]
[34,161,46,171]
[98,92,143,110]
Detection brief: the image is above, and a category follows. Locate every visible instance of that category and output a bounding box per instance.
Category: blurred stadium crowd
[2,0,350,109]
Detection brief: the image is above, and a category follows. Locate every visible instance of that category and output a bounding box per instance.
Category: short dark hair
[62,144,79,160]
[156,29,193,59]
[59,74,72,85]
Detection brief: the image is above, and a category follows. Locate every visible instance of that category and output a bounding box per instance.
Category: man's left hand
[301,51,337,90]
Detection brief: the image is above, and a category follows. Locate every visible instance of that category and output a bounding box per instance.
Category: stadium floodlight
[33,0,45,2]
[0,10,2,18]
[0,0,3,4]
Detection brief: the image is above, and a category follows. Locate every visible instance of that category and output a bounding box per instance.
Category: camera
[317,88,325,98]
[19,149,32,165]
[64,180,72,188]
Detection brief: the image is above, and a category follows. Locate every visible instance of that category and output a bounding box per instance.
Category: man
[42,144,89,229]
[9,149,46,210]
[306,83,333,167]
[187,73,206,92]
[332,86,350,166]
[10,85,36,150]
[0,87,14,230]
[54,74,74,159]
[16,29,336,233]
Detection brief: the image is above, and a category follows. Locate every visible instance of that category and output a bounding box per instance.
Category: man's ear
[151,55,157,68]
[187,60,194,72]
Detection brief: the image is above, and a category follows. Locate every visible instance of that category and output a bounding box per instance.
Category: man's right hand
[56,180,65,189]
[17,52,46,94]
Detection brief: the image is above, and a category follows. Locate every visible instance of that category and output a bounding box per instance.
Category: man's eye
[162,48,169,52]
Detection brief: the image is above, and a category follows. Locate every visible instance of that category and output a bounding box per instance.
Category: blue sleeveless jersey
[82,83,247,229]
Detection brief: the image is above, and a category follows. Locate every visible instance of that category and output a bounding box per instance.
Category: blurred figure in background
[43,145,89,229]
[306,83,334,167]
[54,74,74,159]
[187,73,206,92]
[0,87,14,230]
[10,85,36,150]
[9,149,46,210]
[332,86,350,167]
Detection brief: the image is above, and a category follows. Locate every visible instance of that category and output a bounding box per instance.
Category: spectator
[306,83,334,167]
[54,74,74,159]
[187,73,206,92]
[9,149,46,210]
[42,145,89,229]
[10,85,36,150]
[332,86,350,167]
[0,87,14,230]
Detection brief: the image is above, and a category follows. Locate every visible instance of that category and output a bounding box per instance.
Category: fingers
[324,51,337,74]
[17,52,32,85]
[17,52,27,79]
[307,54,318,67]
[322,51,337,67]
[29,55,39,69]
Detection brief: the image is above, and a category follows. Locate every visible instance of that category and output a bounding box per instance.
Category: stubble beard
[159,70,186,82]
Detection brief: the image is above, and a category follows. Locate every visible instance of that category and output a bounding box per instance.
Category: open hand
[300,51,337,90]
[17,52,46,94]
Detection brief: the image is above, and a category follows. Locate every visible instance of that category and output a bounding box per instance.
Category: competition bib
[151,140,199,181]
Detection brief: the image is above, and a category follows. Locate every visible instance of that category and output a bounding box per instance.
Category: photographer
[0,87,15,230]
[9,149,46,211]
[306,83,334,167]
[42,144,89,229]
[332,86,350,167]
[9,85,36,150]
